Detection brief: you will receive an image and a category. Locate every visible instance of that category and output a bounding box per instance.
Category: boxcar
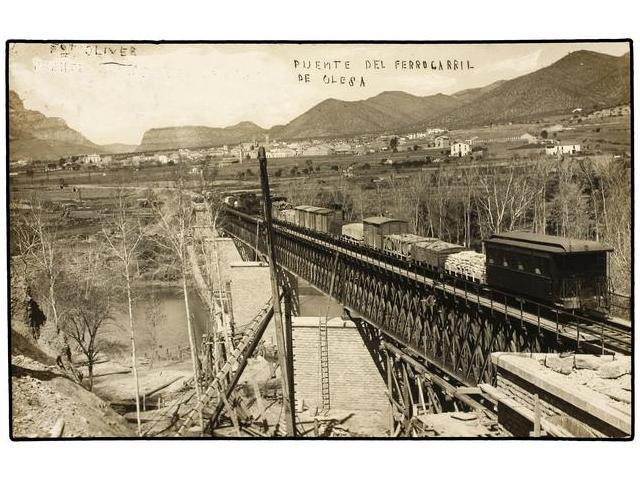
[310,207,342,235]
[483,231,612,311]
[293,205,315,229]
[363,217,409,249]
[411,240,466,270]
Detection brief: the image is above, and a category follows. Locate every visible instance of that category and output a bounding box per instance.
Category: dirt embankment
[10,269,134,438]
[11,343,133,438]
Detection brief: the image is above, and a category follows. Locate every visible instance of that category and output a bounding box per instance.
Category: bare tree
[145,290,165,366]
[23,198,61,328]
[102,190,145,436]
[597,159,631,293]
[475,166,536,237]
[152,184,204,431]
[60,276,112,391]
[461,166,479,247]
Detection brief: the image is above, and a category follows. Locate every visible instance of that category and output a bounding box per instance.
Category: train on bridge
[222,193,613,317]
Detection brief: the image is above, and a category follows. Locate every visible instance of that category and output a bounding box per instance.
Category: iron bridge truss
[219,207,631,388]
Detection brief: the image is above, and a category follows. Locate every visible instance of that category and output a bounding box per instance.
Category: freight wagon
[383,233,435,257]
[411,240,466,270]
[363,217,409,249]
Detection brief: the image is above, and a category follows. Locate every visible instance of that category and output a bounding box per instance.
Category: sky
[9,42,630,145]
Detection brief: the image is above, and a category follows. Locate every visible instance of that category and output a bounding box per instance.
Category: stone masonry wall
[228,262,275,343]
[292,317,390,416]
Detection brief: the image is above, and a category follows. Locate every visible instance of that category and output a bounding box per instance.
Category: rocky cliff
[137,121,267,151]
[9,90,101,162]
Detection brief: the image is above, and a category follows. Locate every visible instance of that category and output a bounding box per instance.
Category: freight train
[228,198,612,314]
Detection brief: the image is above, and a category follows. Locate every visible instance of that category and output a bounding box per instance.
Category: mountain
[9,90,101,162]
[452,80,507,104]
[11,49,631,159]
[433,50,630,127]
[275,91,461,139]
[137,121,267,151]
[101,143,138,154]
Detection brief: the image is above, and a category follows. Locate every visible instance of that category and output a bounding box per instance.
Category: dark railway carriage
[483,232,612,312]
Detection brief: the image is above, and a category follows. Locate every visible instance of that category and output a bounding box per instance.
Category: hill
[11,49,631,158]
[452,80,507,104]
[9,90,101,162]
[137,121,267,151]
[275,91,461,139]
[433,50,630,127]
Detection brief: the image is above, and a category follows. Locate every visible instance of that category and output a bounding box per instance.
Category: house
[268,147,297,159]
[407,132,428,140]
[546,124,564,134]
[302,145,333,157]
[545,143,581,156]
[450,142,471,157]
[333,142,352,155]
[156,154,170,164]
[82,153,101,165]
[520,133,538,144]
[435,136,450,148]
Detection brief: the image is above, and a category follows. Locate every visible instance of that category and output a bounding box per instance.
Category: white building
[302,145,333,157]
[83,153,101,165]
[268,147,297,159]
[545,143,581,156]
[407,132,428,140]
[450,142,471,157]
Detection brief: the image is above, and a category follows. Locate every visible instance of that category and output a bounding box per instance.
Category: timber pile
[383,234,435,256]
[444,251,486,283]
[341,223,364,242]
[279,209,296,223]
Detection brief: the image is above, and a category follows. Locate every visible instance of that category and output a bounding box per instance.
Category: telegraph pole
[258,146,296,436]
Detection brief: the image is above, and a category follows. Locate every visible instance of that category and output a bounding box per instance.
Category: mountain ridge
[10,49,631,159]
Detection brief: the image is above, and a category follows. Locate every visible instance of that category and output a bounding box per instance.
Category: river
[108,286,210,360]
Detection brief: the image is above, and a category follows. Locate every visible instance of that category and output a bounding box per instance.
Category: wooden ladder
[319,251,340,415]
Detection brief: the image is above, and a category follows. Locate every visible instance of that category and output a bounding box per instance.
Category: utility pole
[258,146,296,437]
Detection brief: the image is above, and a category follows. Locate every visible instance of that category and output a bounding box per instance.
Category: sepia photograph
[6,39,632,440]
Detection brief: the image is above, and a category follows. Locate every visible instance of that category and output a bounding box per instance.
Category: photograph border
[5,38,634,442]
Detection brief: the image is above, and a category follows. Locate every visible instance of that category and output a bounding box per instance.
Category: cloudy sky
[9,42,629,145]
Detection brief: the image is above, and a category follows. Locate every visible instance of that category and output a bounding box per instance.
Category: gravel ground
[11,353,134,438]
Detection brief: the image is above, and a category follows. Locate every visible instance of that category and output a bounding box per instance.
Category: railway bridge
[219,206,632,432]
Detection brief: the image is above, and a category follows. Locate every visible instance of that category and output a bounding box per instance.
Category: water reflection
[109,287,209,359]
